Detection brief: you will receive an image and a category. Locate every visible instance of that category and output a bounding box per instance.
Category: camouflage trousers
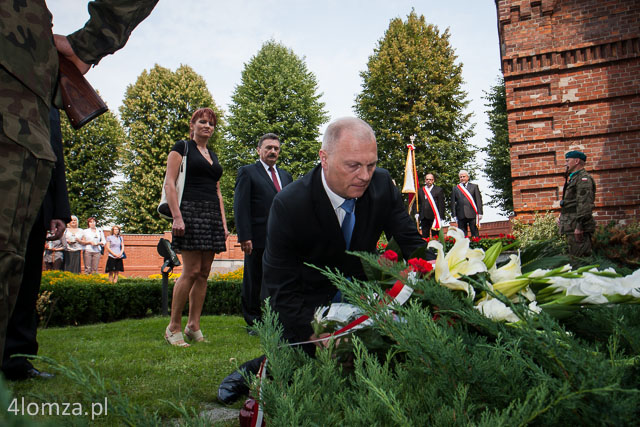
[565,232,593,257]
[0,137,52,367]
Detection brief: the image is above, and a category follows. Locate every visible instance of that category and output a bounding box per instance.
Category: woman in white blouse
[63,215,83,274]
[79,217,105,274]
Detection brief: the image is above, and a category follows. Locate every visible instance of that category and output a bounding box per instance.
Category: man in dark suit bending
[217,117,428,404]
[234,133,293,329]
[263,117,427,351]
[417,173,446,238]
[451,170,483,237]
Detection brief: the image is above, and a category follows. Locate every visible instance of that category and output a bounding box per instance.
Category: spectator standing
[417,173,446,238]
[44,237,65,271]
[559,150,596,256]
[451,170,483,237]
[234,133,293,330]
[79,217,105,274]
[163,108,230,347]
[63,216,83,273]
[105,226,125,283]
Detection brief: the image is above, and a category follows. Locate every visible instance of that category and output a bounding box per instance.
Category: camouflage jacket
[560,168,596,234]
[0,0,157,160]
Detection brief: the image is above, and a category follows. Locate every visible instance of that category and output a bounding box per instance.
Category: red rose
[382,250,398,262]
[408,258,433,275]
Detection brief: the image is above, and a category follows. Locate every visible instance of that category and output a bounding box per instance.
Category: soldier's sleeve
[67,0,159,65]
[574,175,595,230]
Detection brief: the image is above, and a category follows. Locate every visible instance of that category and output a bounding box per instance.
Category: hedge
[40,275,241,327]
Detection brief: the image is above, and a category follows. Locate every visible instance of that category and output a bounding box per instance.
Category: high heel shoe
[184,326,207,343]
[165,326,190,347]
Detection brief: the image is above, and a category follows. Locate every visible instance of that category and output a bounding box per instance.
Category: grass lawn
[4,315,262,426]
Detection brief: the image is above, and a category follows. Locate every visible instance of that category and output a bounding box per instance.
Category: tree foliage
[225,40,329,179]
[355,11,475,209]
[61,108,125,225]
[483,77,513,214]
[117,64,224,234]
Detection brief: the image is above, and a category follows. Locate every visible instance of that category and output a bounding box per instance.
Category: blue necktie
[341,199,356,250]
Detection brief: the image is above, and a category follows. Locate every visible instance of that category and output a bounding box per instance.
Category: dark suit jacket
[263,165,426,343]
[417,185,445,224]
[234,162,293,249]
[451,182,483,219]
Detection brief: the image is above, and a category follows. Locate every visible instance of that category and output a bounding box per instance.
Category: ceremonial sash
[457,184,480,227]
[422,186,441,231]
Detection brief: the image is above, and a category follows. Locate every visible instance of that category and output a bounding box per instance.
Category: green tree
[225,40,329,179]
[483,77,512,213]
[355,11,475,207]
[61,109,125,225]
[117,64,225,234]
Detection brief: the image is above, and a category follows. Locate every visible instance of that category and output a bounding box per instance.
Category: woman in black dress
[163,107,229,347]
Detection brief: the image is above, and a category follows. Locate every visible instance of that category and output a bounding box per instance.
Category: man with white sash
[418,173,446,238]
[451,170,483,237]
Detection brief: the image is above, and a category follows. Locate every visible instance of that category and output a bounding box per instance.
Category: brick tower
[495,0,640,223]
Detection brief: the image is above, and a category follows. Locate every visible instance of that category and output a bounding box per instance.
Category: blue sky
[50,1,506,221]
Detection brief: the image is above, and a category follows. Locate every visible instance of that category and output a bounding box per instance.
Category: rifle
[58,53,108,129]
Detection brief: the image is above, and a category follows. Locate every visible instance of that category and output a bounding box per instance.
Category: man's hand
[47,219,66,240]
[54,35,91,74]
[240,240,253,255]
[478,214,483,221]
[574,228,584,242]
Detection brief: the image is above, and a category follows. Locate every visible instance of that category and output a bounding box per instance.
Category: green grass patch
[4,315,261,425]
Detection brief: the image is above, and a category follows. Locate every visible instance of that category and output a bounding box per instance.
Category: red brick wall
[496,0,640,223]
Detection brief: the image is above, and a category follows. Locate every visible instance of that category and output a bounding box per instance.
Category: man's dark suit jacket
[234,162,293,249]
[263,164,426,344]
[418,185,445,225]
[451,182,483,219]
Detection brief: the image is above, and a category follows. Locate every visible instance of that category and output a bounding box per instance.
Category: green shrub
[512,211,565,249]
[40,277,241,327]
[593,220,640,269]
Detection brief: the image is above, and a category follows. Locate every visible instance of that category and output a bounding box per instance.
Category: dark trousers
[420,220,439,238]
[457,217,479,237]
[2,211,45,379]
[241,247,265,326]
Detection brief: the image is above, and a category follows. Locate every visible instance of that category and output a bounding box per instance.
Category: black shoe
[217,370,249,404]
[26,368,54,379]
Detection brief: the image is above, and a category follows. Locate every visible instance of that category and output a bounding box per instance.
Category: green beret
[565,150,586,161]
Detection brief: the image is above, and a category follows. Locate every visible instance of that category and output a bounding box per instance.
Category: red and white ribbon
[422,186,441,231]
[457,184,480,228]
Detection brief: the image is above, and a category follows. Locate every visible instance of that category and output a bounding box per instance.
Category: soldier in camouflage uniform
[559,150,596,257]
[0,0,158,366]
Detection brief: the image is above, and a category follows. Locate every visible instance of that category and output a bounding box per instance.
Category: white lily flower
[528,301,542,314]
[489,253,522,284]
[314,306,330,324]
[475,298,520,322]
[427,226,486,298]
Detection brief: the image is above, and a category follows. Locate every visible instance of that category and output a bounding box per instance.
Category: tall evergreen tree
[117,64,224,234]
[355,11,475,208]
[483,78,512,214]
[61,109,125,225]
[225,40,329,179]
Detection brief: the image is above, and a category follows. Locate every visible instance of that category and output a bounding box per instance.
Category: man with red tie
[418,173,446,238]
[234,133,293,330]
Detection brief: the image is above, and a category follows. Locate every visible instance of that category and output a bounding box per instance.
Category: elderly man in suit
[217,117,429,404]
[417,173,446,238]
[451,170,483,237]
[234,133,293,330]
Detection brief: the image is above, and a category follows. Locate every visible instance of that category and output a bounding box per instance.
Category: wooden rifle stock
[58,53,108,129]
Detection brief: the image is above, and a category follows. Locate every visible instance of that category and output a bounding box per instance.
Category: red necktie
[269,166,281,192]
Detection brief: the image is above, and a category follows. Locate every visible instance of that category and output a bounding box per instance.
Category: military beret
[565,150,586,161]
